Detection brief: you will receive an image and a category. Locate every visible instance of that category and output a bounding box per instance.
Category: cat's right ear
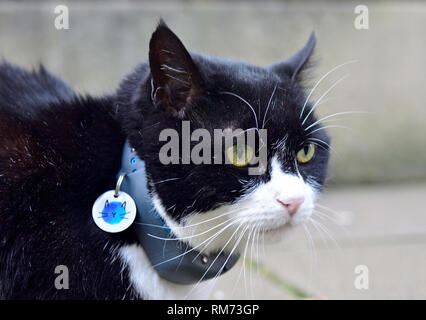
[149,20,203,117]
[269,32,316,82]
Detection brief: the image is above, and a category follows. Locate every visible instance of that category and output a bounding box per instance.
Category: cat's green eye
[296,143,315,164]
[226,144,254,167]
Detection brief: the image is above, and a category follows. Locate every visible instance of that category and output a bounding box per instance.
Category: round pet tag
[92,190,137,233]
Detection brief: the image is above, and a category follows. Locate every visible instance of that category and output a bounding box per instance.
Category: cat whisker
[304,110,368,132]
[147,216,240,242]
[133,206,242,231]
[233,126,266,154]
[184,222,248,299]
[261,83,278,129]
[243,226,255,297]
[151,219,242,268]
[180,207,243,228]
[143,121,161,132]
[218,224,248,277]
[307,124,352,136]
[310,217,340,250]
[307,137,333,150]
[299,60,358,120]
[229,224,255,298]
[167,204,177,213]
[315,204,351,231]
[314,97,336,107]
[307,139,339,156]
[152,177,181,185]
[233,127,258,137]
[308,141,330,152]
[219,91,259,130]
[190,219,243,263]
[303,224,317,285]
[249,225,259,299]
[255,225,261,272]
[302,74,350,126]
[313,210,350,237]
[315,203,344,216]
[202,224,251,301]
[257,100,261,124]
[313,219,342,250]
[308,217,330,249]
[313,210,340,225]
[263,118,271,128]
[272,134,288,151]
[254,225,262,294]
[316,118,354,126]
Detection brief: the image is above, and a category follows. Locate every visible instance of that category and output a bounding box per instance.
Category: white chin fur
[119,243,213,300]
[154,156,318,256]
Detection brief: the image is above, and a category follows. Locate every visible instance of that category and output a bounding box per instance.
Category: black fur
[0,62,138,299]
[0,22,330,299]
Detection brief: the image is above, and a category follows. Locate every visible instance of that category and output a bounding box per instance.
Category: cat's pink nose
[276,196,305,216]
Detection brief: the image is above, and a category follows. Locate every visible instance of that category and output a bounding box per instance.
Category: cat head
[117,21,330,253]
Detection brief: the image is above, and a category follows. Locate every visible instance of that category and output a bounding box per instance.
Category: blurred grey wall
[0,0,425,185]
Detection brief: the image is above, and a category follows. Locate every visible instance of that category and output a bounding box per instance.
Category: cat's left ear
[269,32,316,81]
[149,20,203,117]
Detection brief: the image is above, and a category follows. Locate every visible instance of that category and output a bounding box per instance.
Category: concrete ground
[214,182,426,299]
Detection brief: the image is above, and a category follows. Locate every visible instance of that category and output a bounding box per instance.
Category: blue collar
[118,140,239,284]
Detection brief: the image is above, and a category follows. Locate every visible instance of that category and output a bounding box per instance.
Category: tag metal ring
[115,172,126,197]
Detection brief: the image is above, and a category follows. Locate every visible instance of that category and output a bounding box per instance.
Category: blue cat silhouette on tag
[92,191,136,233]
[100,200,129,225]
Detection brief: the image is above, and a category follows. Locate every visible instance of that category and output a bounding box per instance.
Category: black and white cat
[0,21,330,299]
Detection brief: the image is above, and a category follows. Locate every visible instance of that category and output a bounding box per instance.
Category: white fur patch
[119,243,212,300]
